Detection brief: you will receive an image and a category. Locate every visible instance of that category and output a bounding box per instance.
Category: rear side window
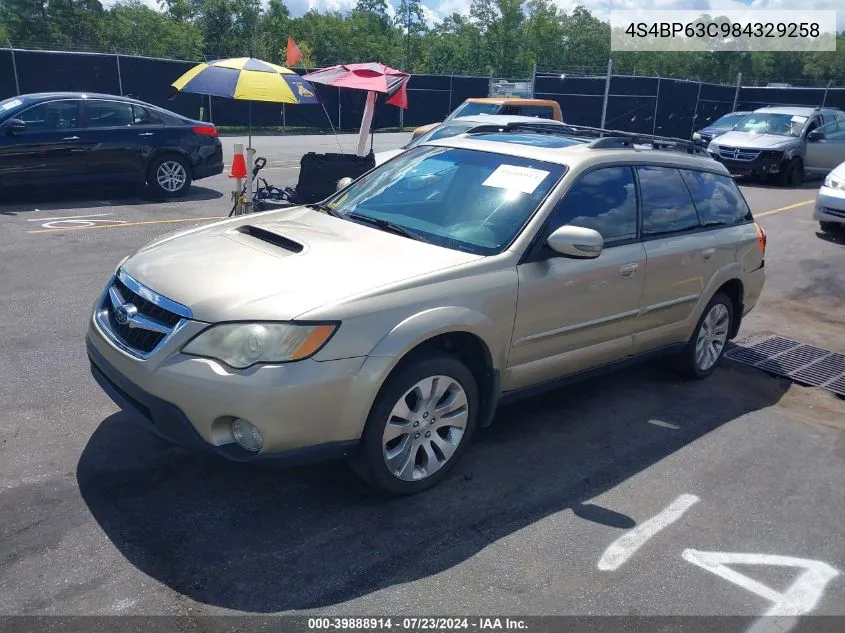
[86,101,134,127]
[637,166,700,236]
[681,169,753,227]
[549,166,637,242]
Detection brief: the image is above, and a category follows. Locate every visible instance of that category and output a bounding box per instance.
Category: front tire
[779,157,804,188]
[675,292,734,380]
[351,352,479,495]
[819,221,839,233]
[147,155,192,198]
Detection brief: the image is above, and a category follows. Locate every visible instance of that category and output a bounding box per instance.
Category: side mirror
[547,225,604,259]
[4,118,26,135]
[807,130,823,142]
[336,176,353,191]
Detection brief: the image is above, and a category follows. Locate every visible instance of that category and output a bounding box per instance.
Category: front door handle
[138,132,155,137]
[619,262,640,279]
[701,248,716,261]
[62,135,80,141]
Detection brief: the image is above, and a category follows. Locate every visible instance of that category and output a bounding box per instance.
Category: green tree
[396,0,426,71]
[107,0,202,59]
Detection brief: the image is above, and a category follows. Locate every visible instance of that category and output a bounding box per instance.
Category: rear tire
[674,292,734,380]
[779,157,804,188]
[147,154,192,199]
[350,352,479,496]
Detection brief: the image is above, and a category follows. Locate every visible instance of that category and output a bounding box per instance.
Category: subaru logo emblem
[115,302,138,326]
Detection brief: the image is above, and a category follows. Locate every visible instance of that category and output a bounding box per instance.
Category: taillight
[754,222,767,253]
[192,125,218,137]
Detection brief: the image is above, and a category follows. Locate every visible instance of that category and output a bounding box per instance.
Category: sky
[126,0,845,32]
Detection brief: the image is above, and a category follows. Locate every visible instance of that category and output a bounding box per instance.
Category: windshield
[0,96,31,123]
[325,146,565,255]
[445,102,501,120]
[732,113,809,137]
[405,122,478,149]
[710,112,748,129]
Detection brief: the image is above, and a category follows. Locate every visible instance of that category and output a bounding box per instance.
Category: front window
[732,113,809,137]
[0,96,32,123]
[325,146,566,255]
[446,101,501,120]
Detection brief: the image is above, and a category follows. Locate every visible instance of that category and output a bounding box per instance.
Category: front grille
[718,146,761,162]
[96,271,192,358]
[822,207,845,219]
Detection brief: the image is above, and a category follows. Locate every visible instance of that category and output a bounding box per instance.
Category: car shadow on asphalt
[76,360,790,612]
[0,185,222,215]
[816,229,845,245]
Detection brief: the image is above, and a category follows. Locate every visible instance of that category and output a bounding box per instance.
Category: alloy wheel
[381,375,469,482]
[695,303,730,371]
[156,160,187,193]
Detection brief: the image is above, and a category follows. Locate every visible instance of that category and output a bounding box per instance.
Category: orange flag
[286,37,302,67]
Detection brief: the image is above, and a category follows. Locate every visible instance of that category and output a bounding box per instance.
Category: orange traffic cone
[229,144,247,179]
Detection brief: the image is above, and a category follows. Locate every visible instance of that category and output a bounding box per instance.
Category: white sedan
[375,114,568,166]
[814,160,845,232]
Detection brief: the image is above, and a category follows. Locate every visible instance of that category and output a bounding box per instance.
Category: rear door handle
[701,248,716,261]
[62,135,80,141]
[619,262,640,278]
[138,132,155,137]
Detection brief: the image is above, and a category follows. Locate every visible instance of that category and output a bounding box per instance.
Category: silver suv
[87,127,767,495]
[708,106,845,186]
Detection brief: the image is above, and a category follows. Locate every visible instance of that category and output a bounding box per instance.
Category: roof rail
[465,121,710,156]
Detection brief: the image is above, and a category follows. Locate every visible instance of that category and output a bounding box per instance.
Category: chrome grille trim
[718,146,761,162]
[95,270,192,360]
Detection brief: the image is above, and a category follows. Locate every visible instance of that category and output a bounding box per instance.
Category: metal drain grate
[725,336,845,397]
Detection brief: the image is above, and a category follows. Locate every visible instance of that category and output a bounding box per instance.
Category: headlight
[692,132,702,140]
[824,174,844,190]
[182,322,338,369]
[708,144,719,154]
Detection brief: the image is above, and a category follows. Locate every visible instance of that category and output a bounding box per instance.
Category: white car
[815,160,845,232]
[375,115,568,165]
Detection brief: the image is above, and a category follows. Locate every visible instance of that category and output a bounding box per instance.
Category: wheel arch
[365,308,504,429]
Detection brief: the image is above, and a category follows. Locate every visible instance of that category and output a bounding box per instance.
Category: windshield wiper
[307,202,343,217]
[347,212,433,244]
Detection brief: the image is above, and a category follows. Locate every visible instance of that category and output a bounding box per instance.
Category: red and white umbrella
[303,63,410,156]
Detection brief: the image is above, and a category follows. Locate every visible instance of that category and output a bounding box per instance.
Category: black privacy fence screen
[1,48,844,137]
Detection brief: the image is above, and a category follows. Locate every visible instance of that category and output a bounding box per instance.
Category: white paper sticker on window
[483,164,549,194]
[1,99,22,111]
[791,116,808,124]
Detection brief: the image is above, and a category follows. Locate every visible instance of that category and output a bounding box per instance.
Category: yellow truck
[412,97,563,138]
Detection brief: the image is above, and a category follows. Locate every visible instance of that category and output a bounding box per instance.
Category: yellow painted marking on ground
[28,216,224,234]
[756,199,814,217]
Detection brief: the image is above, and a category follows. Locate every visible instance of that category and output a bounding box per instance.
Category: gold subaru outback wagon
[87,128,766,495]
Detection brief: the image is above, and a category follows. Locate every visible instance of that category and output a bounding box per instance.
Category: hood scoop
[234,225,304,253]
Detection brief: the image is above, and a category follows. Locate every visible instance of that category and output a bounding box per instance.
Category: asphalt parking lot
[1,132,844,623]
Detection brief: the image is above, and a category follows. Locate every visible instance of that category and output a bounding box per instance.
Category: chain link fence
[2,46,843,138]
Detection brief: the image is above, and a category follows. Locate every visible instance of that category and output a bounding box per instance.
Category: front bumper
[813,187,845,225]
[86,315,373,462]
[709,151,784,178]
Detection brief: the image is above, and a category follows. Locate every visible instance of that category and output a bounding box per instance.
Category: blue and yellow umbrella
[172,57,319,145]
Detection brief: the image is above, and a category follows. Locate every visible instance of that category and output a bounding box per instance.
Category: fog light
[231,418,263,452]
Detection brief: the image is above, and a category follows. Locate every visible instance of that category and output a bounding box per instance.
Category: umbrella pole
[246,101,255,213]
[357,91,376,157]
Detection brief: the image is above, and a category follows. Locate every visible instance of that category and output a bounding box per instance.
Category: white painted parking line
[683,550,840,633]
[27,212,114,222]
[597,493,700,571]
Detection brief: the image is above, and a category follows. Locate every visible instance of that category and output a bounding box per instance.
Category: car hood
[711,131,797,149]
[122,207,482,322]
